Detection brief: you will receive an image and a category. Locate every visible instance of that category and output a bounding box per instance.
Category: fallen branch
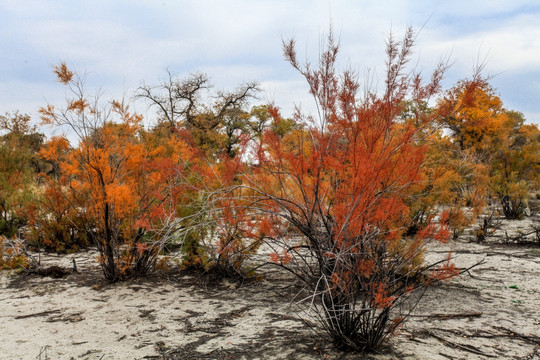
[492,326,540,345]
[14,309,61,319]
[422,330,497,358]
[421,326,540,345]
[438,352,457,360]
[410,312,482,320]
[72,341,88,345]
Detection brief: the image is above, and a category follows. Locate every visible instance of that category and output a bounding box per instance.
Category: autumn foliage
[0,112,43,238]
[226,28,463,351]
[0,27,538,354]
[432,77,539,225]
[37,65,192,281]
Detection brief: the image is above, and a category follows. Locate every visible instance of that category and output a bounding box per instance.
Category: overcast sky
[1,0,539,130]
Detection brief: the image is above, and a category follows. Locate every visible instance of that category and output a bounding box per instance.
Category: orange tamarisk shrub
[38,64,189,281]
[26,174,89,253]
[202,141,268,278]
[24,136,90,253]
[237,28,465,351]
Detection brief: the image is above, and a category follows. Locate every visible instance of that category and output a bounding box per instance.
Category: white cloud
[0,0,538,126]
[419,13,540,73]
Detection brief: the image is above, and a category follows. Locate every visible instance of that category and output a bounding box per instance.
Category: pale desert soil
[1,218,539,360]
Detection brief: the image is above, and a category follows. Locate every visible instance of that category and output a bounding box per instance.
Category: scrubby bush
[0,112,44,238]
[233,28,461,351]
[38,65,184,281]
[25,170,90,253]
[0,236,30,271]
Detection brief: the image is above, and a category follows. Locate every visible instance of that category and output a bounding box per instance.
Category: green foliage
[490,120,540,219]
[176,197,210,268]
[0,112,44,237]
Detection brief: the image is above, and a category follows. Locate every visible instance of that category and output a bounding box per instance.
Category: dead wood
[28,265,71,278]
[438,352,458,360]
[421,330,497,358]
[410,312,482,320]
[46,313,85,323]
[14,309,61,319]
[420,326,540,347]
[492,326,540,345]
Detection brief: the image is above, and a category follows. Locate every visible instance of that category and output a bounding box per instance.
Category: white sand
[1,229,539,359]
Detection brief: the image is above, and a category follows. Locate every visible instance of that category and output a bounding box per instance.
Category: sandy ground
[1,219,539,360]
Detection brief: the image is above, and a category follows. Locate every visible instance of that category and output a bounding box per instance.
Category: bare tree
[136,70,211,129]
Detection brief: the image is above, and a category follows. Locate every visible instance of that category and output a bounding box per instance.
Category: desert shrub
[25,173,89,253]
[39,65,184,281]
[136,70,262,275]
[499,194,527,220]
[490,122,539,219]
[173,158,263,279]
[474,211,502,243]
[0,236,29,271]
[0,112,44,238]
[233,28,462,352]
[201,194,263,279]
